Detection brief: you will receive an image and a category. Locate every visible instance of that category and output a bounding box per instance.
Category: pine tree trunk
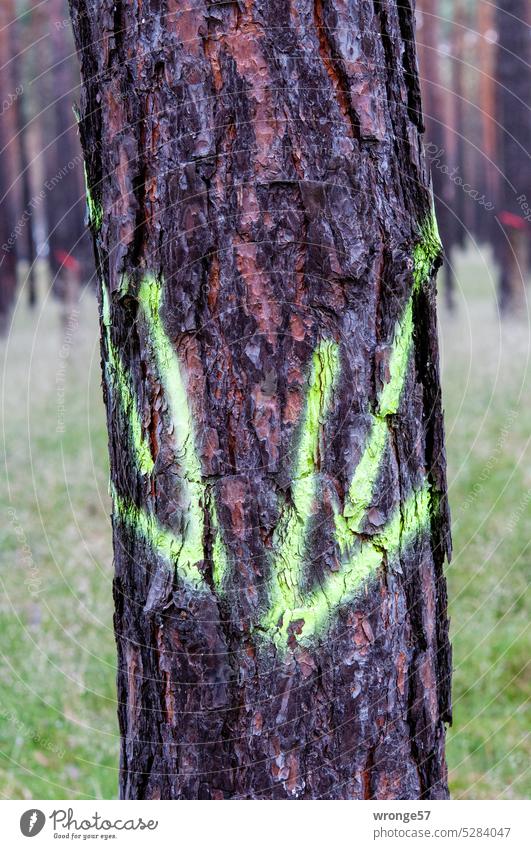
[448,0,467,243]
[12,15,38,307]
[0,0,19,331]
[495,0,531,312]
[70,0,452,799]
[44,0,91,298]
[477,0,498,244]
[417,0,456,310]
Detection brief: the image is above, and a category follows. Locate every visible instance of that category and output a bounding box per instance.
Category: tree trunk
[70,0,452,800]
[449,0,467,241]
[477,0,498,244]
[495,0,531,312]
[417,0,457,310]
[44,0,91,299]
[12,13,38,308]
[0,0,20,331]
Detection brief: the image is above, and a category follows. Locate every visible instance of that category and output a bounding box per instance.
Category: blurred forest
[0,0,529,326]
[0,0,93,331]
[0,0,530,799]
[416,0,531,311]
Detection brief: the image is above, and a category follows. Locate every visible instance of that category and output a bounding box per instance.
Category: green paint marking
[378,297,414,417]
[263,213,442,648]
[102,276,230,591]
[208,492,230,593]
[137,275,205,569]
[336,293,414,541]
[268,483,432,646]
[83,163,103,232]
[413,212,442,291]
[101,282,154,477]
[111,485,204,589]
[102,211,442,647]
[335,214,442,543]
[335,415,387,543]
[137,276,202,484]
[264,340,340,628]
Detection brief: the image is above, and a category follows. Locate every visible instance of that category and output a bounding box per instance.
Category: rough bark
[70,0,452,799]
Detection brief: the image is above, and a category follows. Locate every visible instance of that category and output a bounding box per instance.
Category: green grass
[0,249,529,799]
[442,244,530,799]
[1,269,117,798]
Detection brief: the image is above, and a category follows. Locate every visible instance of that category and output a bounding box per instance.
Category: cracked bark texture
[70,0,452,799]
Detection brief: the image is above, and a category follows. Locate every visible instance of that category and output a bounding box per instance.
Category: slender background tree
[44,0,92,319]
[495,0,531,311]
[0,0,21,331]
[12,8,38,307]
[417,0,462,310]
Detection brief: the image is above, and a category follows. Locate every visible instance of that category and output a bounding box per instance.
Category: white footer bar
[2,799,528,848]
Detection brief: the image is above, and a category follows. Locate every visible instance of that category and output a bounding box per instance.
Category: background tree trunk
[44,0,92,305]
[447,0,467,250]
[495,0,531,312]
[0,0,20,331]
[417,0,459,310]
[12,11,38,308]
[70,0,452,799]
[477,0,498,245]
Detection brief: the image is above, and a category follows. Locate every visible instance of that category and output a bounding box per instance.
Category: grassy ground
[1,269,117,798]
[0,249,529,799]
[442,246,530,799]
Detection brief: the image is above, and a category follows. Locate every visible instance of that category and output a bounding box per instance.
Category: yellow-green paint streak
[268,483,432,646]
[102,209,442,647]
[336,294,413,540]
[335,214,442,544]
[137,276,202,484]
[413,212,442,291]
[111,486,205,589]
[137,275,205,568]
[208,491,230,593]
[135,275,231,581]
[103,276,229,591]
[336,416,388,543]
[264,340,340,628]
[264,214,442,647]
[378,295,415,417]
[83,164,103,232]
[101,282,154,477]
